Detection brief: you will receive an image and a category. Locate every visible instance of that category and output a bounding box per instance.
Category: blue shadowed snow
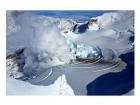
[87,52,134,95]
[30,11,134,95]
[73,24,88,33]
[129,36,134,42]
[7,11,134,95]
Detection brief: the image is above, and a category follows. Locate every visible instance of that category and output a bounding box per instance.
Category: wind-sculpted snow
[6,11,134,95]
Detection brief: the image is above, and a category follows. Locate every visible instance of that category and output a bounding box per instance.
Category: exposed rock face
[6,48,25,78]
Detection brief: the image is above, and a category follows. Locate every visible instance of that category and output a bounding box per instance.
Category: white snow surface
[7,74,74,95]
[88,24,100,31]
[6,11,134,95]
[67,11,134,56]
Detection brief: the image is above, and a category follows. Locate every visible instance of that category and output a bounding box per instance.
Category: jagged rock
[6,48,25,78]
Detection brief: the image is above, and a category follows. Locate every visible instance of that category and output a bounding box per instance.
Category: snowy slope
[6,11,134,95]
[68,11,134,56]
[7,74,74,95]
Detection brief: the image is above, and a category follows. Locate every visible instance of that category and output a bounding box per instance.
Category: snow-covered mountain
[6,11,134,95]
